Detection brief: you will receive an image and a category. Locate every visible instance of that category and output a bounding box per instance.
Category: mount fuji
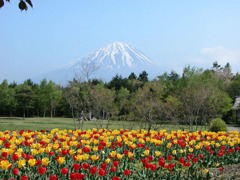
[36,42,161,83]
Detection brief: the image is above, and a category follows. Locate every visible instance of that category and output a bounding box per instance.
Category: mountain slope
[66,41,153,69]
[35,42,160,83]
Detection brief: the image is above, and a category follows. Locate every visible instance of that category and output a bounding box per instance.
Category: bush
[209,118,227,132]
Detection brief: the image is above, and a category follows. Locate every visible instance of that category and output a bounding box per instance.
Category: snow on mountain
[34,42,160,83]
[65,41,153,70]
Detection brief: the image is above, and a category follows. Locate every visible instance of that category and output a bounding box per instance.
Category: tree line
[1,62,240,130]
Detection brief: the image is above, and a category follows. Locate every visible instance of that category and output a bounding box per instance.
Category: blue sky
[1,0,240,83]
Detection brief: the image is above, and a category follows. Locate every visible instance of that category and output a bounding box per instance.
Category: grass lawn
[0,117,208,131]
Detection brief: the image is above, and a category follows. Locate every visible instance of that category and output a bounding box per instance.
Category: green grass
[0,117,208,131]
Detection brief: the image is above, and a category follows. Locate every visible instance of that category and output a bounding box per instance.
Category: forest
[0,62,240,131]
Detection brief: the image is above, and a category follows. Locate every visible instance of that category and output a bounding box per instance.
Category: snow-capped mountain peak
[35,41,160,83]
[66,41,153,70]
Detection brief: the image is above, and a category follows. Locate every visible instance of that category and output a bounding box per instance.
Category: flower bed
[0,128,239,179]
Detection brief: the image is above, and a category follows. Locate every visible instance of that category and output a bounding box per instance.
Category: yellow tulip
[203,169,209,174]
[91,155,99,161]
[82,154,89,161]
[116,153,123,160]
[18,159,26,168]
[0,160,11,170]
[42,157,50,166]
[105,158,111,164]
[155,151,161,157]
[172,150,177,155]
[31,149,39,156]
[167,142,172,148]
[195,144,201,150]
[188,148,194,153]
[53,143,59,150]
[215,143,220,148]
[76,154,83,162]
[28,158,36,167]
[110,151,117,158]
[128,152,134,158]
[57,157,65,164]
[38,148,45,154]
[143,150,150,156]
[179,149,184,154]
[106,141,111,147]
[69,149,75,155]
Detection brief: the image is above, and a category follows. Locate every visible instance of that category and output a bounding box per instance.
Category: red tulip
[113,160,119,167]
[150,164,157,171]
[76,173,84,179]
[49,174,57,180]
[12,168,19,176]
[36,159,42,166]
[167,155,173,161]
[110,166,117,172]
[2,151,8,158]
[20,175,28,180]
[49,151,54,156]
[158,157,165,167]
[70,172,77,180]
[112,176,120,180]
[98,168,106,176]
[82,146,90,153]
[124,169,131,176]
[82,162,90,170]
[61,149,69,156]
[100,163,107,170]
[199,154,204,159]
[184,161,191,167]
[192,157,198,163]
[61,167,68,175]
[12,153,19,161]
[219,167,224,173]
[90,166,97,175]
[148,155,154,161]
[73,163,81,171]
[38,166,47,175]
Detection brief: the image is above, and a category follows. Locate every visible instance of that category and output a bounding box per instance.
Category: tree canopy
[0,62,238,130]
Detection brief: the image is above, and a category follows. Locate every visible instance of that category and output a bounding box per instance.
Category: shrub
[209,118,227,132]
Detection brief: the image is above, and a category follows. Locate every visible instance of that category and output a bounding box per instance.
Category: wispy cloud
[199,46,240,72]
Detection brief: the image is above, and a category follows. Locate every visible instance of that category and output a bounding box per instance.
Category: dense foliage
[0,63,239,130]
[209,118,227,132]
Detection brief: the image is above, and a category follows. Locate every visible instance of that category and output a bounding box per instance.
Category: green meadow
[0,117,209,132]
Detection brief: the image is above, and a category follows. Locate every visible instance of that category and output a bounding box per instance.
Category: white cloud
[198,46,240,73]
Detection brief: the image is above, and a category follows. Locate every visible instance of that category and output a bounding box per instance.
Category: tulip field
[0,128,239,179]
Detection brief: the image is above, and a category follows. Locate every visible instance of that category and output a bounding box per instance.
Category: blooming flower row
[0,128,239,179]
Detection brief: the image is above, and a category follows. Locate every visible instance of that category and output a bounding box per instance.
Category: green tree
[138,70,148,83]
[115,87,130,118]
[63,81,82,129]
[0,80,16,116]
[227,73,240,98]
[38,79,50,117]
[158,71,180,97]
[90,84,116,128]
[15,81,34,119]
[211,61,233,90]
[107,75,128,91]
[48,81,62,117]
[128,72,137,80]
[128,81,165,132]
[170,68,232,131]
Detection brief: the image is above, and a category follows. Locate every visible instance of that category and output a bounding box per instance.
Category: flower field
[0,128,239,180]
